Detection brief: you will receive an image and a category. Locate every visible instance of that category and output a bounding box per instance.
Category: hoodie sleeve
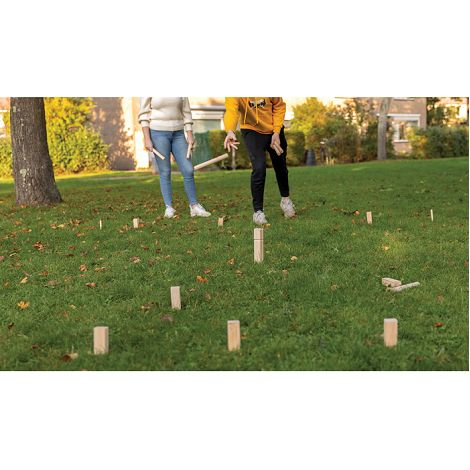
[182,97,193,132]
[272,97,286,133]
[224,97,240,132]
[138,97,152,128]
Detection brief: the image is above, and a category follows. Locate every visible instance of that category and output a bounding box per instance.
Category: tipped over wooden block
[133,218,140,229]
[218,217,224,227]
[430,209,434,222]
[254,228,264,263]
[171,286,181,310]
[99,219,102,230]
[366,211,373,224]
[384,318,398,347]
[227,320,240,351]
[93,326,109,355]
[387,282,420,293]
[382,277,402,288]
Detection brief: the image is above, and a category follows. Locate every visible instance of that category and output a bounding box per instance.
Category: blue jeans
[150,129,198,206]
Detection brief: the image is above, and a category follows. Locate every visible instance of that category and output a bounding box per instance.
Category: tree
[10,97,62,205]
[377,98,392,160]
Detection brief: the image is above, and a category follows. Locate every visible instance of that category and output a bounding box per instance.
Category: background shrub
[408,126,469,158]
[0,98,109,176]
[0,137,12,177]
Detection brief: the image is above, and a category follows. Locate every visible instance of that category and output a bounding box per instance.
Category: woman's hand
[224,130,239,152]
[186,130,195,149]
[270,132,283,155]
[144,137,154,152]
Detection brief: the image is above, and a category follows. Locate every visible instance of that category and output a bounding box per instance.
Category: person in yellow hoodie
[224,97,296,225]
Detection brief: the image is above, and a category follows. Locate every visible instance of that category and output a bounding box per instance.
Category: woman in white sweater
[139,97,211,218]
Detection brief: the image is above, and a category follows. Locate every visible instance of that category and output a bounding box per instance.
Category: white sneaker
[280,198,296,218]
[190,203,211,217]
[253,210,268,225]
[164,206,176,218]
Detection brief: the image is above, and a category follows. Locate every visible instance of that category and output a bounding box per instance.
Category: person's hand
[270,132,283,155]
[144,136,153,152]
[224,130,239,152]
[186,130,195,149]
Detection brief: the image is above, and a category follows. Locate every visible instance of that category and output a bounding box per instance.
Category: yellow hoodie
[224,97,286,134]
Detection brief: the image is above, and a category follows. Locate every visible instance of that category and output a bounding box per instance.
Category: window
[193,119,222,133]
[389,114,420,142]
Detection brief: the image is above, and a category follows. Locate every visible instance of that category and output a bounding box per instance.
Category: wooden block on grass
[99,219,102,230]
[133,218,140,229]
[430,209,434,222]
[366,211,373,224]
[254,228,264,263]
[93,326,109,355]
[171,286,181,310]
[218,217,224,227]
[384,318,398,347]
[381,277,402,288]
[227,320,240,351]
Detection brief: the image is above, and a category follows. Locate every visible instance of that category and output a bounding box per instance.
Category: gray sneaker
[280,198,296,218]
[253,210,268,225]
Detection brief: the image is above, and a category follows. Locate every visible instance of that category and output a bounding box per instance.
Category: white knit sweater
[138,97,193,132]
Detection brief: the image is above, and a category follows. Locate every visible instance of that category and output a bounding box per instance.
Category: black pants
[241,127,289,212]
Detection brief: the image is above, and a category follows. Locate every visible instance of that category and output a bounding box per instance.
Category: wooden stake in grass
[384,318,398,347]
[133,218,140,229]
[171,286,181,310]
[218,217,224,227]
[99,219,102,230]
[387,282,420,293]
[366,211,373,224]
[430,209,434,222]
[227,320,240,351]
[93,326,109,355]
[254,228,264,263]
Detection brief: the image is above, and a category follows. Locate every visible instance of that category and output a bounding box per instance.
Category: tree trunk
[10,97,62,206]
[377,97,392,161]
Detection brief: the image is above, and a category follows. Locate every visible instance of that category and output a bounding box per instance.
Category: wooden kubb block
[366,211,373,224]
[171,286,181,310]
[384,318,398,347]
[133,218,140,229]
[254,228,264,263]
[227,320,241,351]
[218,217,224,227]
[93,326,109,355]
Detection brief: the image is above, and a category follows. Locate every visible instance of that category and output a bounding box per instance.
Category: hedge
[192,130,306,170]
[408,126,469,159]
[0,137,12,177]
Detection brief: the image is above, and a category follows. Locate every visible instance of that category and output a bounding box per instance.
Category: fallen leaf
[282,269,289,276]
[189,288,196,292]
[235,270,243,275]
[69,304,77,310]
[61,352,79,362]
[0,256,5,262]
[196,275,208,283]
[186,249,193,255]
[435,322,444,328]
[20,276,29,284]
[204,293,212,301]
[330,284,338,291]
[33,241,44,251]
[291,256,298,262]
[436,295,444,303]
[465,260,469,268]
[85,282,97,288]
[31,344,40,350]
[47,279,59,286]
[203,268,212,274]
[141,302,155,311]
[7,322,15,330]
[161,315,174,322]
[382,245,390,251]
[94,267,106,272]
[17,300,30,310]
[227,258,235,265]
[79,264,87,272]
[354,210,360,216]
[130,256,141,263]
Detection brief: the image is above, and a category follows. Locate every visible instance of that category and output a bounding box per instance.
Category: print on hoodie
[248,98,266,109]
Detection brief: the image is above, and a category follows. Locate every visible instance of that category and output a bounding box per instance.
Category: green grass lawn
[0,158,468,370]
